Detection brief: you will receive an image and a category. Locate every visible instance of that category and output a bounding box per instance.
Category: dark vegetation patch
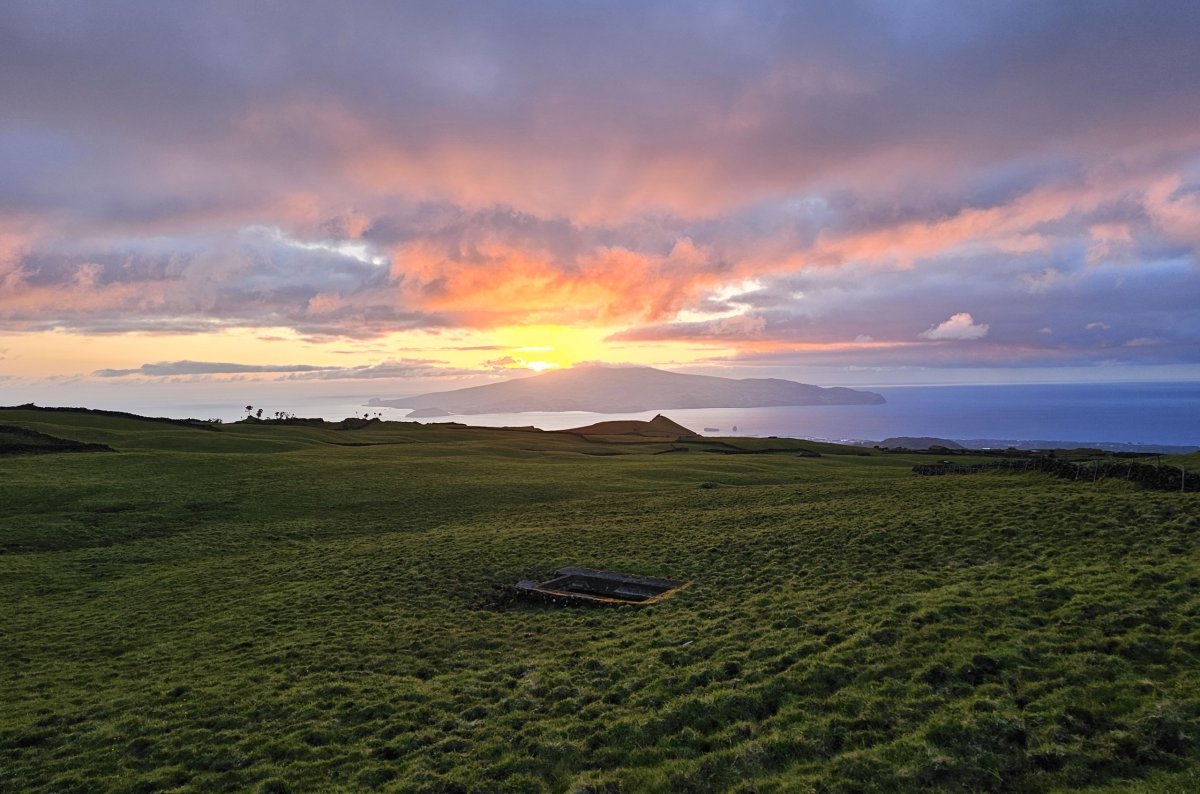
[1,411,1198,791]
[236,415,390,431]
[913,455,1200,491]
[0,424,114,456]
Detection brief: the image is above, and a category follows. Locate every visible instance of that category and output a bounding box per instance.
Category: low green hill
[1,408,1198,792]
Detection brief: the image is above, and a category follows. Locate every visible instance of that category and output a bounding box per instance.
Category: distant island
[369,365,885,415]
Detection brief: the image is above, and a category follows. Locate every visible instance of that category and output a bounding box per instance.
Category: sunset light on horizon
[2,1,1200,412]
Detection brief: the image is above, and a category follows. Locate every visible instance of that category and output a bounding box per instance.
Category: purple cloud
[1,1,1199,375]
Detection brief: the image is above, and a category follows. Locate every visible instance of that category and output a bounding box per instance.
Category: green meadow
[2,408,1198,793]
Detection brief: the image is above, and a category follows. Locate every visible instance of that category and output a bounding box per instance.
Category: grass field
[2,408,1199,793]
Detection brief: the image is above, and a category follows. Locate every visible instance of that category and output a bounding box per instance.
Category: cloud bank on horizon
[2,0,1199,383]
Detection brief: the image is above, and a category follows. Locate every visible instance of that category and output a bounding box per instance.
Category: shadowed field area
[1,408,1198,793]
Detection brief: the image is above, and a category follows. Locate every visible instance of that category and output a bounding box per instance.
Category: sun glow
[468,323,714,372]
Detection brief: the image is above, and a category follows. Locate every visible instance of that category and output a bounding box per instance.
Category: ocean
[117,381,1200,450]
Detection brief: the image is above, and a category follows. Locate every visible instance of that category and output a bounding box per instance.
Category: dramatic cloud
[612,251,1200,369]
[920,313,990,341]
[1,1,1199,378]
[96,361,329,377]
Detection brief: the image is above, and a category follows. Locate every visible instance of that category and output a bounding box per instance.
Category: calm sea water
[152,381,1200,448]
[392,382,1200,447]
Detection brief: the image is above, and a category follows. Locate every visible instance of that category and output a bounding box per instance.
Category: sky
[2,0,1200,413]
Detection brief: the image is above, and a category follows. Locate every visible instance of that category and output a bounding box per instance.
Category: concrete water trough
[514,567,688,607]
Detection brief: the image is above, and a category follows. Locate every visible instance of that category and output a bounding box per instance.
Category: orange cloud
[805,175,1135,269]
[386,235,732,328]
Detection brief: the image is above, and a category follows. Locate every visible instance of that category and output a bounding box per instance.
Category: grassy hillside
[1,409,1198,793]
